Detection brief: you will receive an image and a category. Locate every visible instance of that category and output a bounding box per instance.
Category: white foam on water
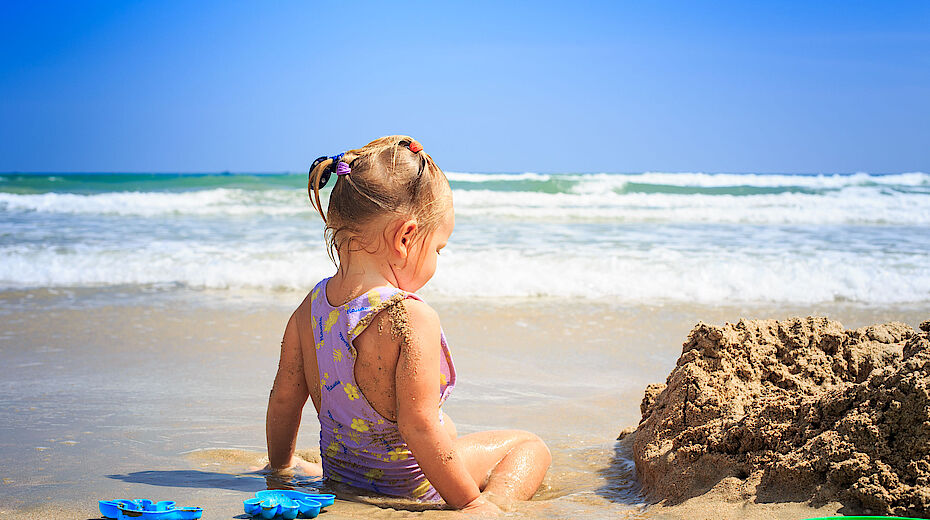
[0,240,333,291]
[576,171,930,189]
[2,241,928,304]
[447,171,930,188]
[453,188,930,225]
[446,172,552,183]
[428,248,930,304]
[0,189,310,217]
[2,173,928,225]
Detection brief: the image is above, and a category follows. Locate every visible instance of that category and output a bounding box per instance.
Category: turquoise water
[1,171,929,304]
[3,171,929,196]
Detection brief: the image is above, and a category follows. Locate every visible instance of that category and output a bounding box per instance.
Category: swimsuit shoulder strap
[344,286,411,343]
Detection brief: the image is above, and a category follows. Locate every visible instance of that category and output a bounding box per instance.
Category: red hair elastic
[409,141,423,153]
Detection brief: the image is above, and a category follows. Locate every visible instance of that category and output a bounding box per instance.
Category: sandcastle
[620,317,930,517]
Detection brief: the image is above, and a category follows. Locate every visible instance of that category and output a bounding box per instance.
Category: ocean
[1,171,928,305]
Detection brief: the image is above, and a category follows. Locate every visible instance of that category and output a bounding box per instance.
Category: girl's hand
[252,455,322,477]
[284,455,323,476]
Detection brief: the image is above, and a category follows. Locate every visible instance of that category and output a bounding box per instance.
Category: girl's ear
[393,218,418,260]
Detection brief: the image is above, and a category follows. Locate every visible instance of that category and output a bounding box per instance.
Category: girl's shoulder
[375,297,441,349]
[343,289,440,345]
[395,297,439,325]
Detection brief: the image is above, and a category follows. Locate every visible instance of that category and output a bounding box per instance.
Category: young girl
[264,136,551,513]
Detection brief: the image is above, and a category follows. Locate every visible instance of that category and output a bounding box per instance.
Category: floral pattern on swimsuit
[310,277,456,501]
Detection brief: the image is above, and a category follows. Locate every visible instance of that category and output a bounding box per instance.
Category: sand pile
[620,317,930,516]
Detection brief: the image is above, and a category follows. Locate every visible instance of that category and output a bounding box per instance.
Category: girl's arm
[394,299,491,510]
[265,311,310,471]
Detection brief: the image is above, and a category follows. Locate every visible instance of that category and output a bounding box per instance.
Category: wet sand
[0,287,926,519]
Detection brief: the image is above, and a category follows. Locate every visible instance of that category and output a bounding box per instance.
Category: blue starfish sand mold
[243,490,335,519]
[98,499,203,520]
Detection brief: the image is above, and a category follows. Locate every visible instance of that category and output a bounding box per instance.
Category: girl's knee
[530,437,552,463]
[521,430,548,447]
[513,431,551,463]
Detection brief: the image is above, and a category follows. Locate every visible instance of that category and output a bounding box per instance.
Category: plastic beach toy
[98,499,203,520]
[243,490,335,519]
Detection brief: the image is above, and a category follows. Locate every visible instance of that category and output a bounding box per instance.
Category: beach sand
[1,287,926,519]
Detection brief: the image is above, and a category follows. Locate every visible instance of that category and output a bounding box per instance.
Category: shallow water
[1,287,926,518]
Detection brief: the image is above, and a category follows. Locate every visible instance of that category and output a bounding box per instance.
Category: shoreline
[4,283,929,314]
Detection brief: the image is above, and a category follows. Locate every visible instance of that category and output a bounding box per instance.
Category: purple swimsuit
[310,278,456,501]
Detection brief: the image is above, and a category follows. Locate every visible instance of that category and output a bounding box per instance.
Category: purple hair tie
[336,161,351,176]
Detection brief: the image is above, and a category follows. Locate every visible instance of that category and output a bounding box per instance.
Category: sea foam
[2,184,927,225]
[1,239,928,304]
[0,189,308,216]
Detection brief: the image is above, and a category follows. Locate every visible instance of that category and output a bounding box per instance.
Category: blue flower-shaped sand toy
[243,490,335,519]
[98,499,203,520]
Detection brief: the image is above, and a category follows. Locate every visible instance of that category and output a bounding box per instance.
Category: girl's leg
[453,430,551,501]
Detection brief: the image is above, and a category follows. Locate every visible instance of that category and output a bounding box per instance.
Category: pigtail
[394,138,431,209]
[308,157,335,223]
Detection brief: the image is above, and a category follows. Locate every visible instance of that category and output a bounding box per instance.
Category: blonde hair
[308,135,451,263]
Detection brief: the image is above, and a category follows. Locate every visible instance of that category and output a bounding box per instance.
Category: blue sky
[1,1,928,174]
